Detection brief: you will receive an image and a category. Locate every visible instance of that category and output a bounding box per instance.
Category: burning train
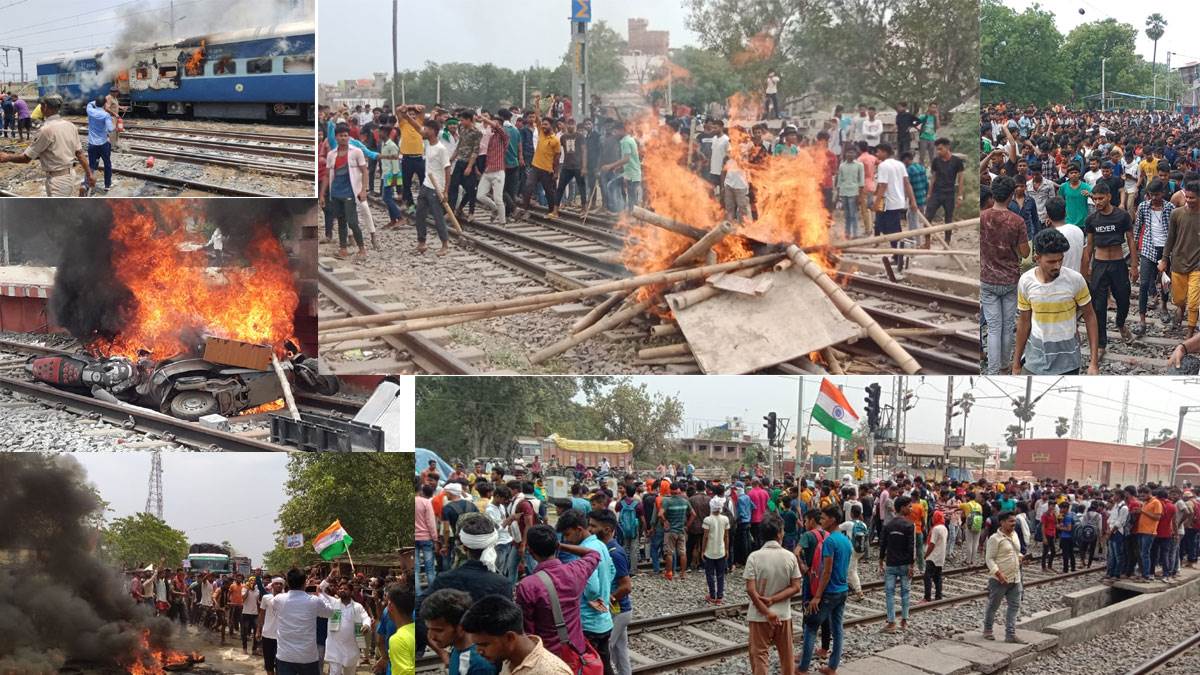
[36,22,314,121]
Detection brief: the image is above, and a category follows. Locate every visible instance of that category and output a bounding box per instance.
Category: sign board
[947,435,964,449]
[1031,453,1051,463]
[285,534,304,549]
[571,0,591,22]
[181,559,190,569]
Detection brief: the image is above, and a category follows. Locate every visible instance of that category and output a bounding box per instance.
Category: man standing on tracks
[744,513,801,675]
[880,495,915,633]
[982,511,1024,643]
[0,94,94,196]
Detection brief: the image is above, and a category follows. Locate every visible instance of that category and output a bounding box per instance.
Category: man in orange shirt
[225,575,244,646]
[1135,487,1162,582]
[909,496,927,573]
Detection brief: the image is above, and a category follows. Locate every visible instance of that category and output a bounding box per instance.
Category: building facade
[1014,439,1173,485]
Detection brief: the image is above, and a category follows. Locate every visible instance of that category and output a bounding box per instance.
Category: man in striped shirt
[1012,228,1100,375]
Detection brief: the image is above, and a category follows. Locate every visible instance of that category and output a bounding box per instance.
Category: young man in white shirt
[323,581,373,675]
[416,118,452,256]
[862,107,884,149]
[873,143,918,270]
[272,568,335,673]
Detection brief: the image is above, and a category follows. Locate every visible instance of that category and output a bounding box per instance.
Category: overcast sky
[73,453,289,566]
[623,375,1200,454]
[1006,0,1200,67]
[317,0,700,83]
[0,0,312,81]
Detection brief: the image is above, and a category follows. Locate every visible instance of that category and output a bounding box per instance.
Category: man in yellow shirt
[397,106,427,210]
[1135,487,1162,582]
[518,117,562,218]
[387,583,415,674]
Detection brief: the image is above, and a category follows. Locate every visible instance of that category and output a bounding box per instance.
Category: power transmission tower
[146,451,164,519]
[1059,386,1084,439]
[1117,381,1130,444]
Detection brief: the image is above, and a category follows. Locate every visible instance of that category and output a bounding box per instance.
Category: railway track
[1127,630,1200,674]
[0,336,368,450]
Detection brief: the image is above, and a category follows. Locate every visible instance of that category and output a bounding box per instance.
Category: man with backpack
[838,504,870,600]
[615,484,642,577]
[963,494,985,566]
[1076,502,1103,568]
[1181,490,1199,568]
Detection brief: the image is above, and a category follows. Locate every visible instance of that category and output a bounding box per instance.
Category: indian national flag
[313,520,354,561]
[812,378,858,440]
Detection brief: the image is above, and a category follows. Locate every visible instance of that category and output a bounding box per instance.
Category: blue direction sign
[572,0,592,22]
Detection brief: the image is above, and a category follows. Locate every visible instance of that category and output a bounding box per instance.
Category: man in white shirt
[862,107,884,149]
[272,568,335,674]
[323,581,372,675]
[486,484,519,583]
[709,122,729,188]
[417,118,452,256]
[722,142,751,224]
[873,143,917,269]
[241,577,261,655]
[256,577,286,675]
[983,511,1024,643]
[922,511,949,602]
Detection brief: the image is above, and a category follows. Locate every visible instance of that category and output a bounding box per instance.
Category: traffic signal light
[864,383,882,431]
[763,411,777,445]
[855,446,866,463]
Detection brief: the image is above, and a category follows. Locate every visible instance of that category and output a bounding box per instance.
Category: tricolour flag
[812,378,859,440]
[313,520,353,561]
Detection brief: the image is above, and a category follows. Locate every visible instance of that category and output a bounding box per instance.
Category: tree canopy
[101,513,190,570]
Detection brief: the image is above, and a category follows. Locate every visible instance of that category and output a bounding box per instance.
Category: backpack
[618,499,640,541]
[806,529,830,598]
[851,521,869,556]
[1076,519,1098,544]
[535,572,604,675]
[968,502,983,532]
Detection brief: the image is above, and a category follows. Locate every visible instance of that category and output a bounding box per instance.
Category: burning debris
[0,454,193,674]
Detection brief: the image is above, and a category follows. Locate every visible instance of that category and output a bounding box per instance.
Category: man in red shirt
[747,479,770,551]
[1154,488,1176,581]
[1039,507,1057,571]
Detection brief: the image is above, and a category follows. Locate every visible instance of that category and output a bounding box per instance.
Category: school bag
[618,498,640,542]
[851,521,869,556]
[967,502,983,532]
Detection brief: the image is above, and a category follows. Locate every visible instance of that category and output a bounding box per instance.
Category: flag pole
[344,543,356,575]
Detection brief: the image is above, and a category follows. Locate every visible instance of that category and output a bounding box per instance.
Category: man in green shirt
[660,483,695,581]
[917,102,939,166]
[1058,165,1090,226]
[602,120,642,213]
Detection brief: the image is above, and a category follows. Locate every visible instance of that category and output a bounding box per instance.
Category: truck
[186,543,232,575]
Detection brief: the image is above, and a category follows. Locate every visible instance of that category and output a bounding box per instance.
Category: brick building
[1155,438,1200,486]
[1014,438,1173,485]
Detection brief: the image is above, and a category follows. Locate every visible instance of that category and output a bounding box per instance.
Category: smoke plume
[0,454,173,673]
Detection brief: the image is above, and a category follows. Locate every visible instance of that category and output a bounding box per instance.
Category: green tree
[262,454,414,572]
[1004,424,1024,448]
[655,46,747,112]
[586,379,684,462]
[561,20,627,96]
[1055,417,1070,438]
[1145,13,1166,100]
[101,513,190,569]
[980,0,1069,105]
[1059,20,1141,103]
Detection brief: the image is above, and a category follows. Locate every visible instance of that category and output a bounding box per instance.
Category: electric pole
[146,451,164,519]
[1117,380,1130,444]
[943,376,954,480]
[391,0,397,111]
[569,2,590,118]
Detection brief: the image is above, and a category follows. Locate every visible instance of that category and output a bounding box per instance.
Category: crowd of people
[979,103,1200,375]
[127,564,416,675]
[411,456,1200,675]
[0,91,34,140]
[317,94,966,270]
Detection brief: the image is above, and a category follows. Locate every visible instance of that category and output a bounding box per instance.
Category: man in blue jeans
[1103,491,1128,582]
[1137,487,1163,581]
[980,176,1030,373]
[879,496,915,632]
[85,95,114,192]
[799,505,852,673]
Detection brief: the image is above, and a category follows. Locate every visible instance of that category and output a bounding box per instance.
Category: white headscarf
[459,529,499,572]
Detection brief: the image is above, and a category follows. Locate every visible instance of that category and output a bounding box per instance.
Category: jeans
[556,167,586,209]
[414,540,437,593]
[624,180,642,212]
[622,534,639,576]
[1060,538,1075,572]
[764,93,779,119]
[736,521,752,565]
[649,529,664,574]
[1106,531,1124,577]
[883,565,910,622]
[1091,258,1131,348]
[477,170,507,224]
[87,142,112,189]
[914,532,926,572]
[722,185,751,224]
[329,196,364,248]
[1138,533,1155,578]
[798,591,847,672]
[494,542,517,584]
[841,196,859,238]
[585,168,602,210]
[415,185,449,244]
[983,578,1021,638]
[966,529,981,566]
[1041,535,1056,569]
[448,159,480,213]
[504,166,521,216]
[601,170,622,212]
[367,157,378,192]
[947,522,958,559]
[522,167,558,210]
[381,182,403,221]
[703,556,727,599]
[322,198,336,239]
[981,282,1018,374]
[925,191,957,229]
[1184,529,1199,563]
[401,155,425,206]
[609,610,632,675]
[919,138,935,167]
[276,661,320,675]
[1138,250,1166,316]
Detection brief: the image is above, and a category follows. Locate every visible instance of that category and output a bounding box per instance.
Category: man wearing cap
[0,94,94,196]
[439,481,478,570]
[256,576,287,675]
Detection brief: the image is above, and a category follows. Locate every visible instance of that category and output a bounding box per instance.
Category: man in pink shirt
[513,524,600,657]
[858,140,878,230]
[748,479,770,550]
[415,484,438,594]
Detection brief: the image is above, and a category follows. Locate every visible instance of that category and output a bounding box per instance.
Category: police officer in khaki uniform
[0,94,94,196]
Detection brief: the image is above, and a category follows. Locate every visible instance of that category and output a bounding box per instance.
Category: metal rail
[840,272,980,318]
[106,167,285,196]
[0,375,290,451]
[459,217,628,278]
[117,145,314,179]
[318,267,475,375]
[1126,629,1200,674]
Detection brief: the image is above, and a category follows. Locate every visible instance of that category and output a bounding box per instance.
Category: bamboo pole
[917,209,970,273]
[317,253,784,331]
[840,247,978,257]
[629,206,709,240]
[826,217,977,251]
[777,358,828,375]
[664,265,768,312]
[674,221,735,266]
[321,300,560,343]
[821,347,845,375]
[637,343,692,360]
[529,299,653,364]
[786,244,921,374]
[571,291,631,334]
[439,193,464,233]
[650,323,680,337]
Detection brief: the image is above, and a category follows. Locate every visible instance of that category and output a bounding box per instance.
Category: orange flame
[123,628,203,675]
[185,40,206,76]
[239,398,286,415]
[732,33,776,66]
[93,201,298,361]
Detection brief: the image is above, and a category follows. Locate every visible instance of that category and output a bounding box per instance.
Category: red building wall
[1155,439,1200,486]
[1014,439,1173,485]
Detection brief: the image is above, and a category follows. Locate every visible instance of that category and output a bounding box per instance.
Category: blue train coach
[126,21,314,122]
[36,49,113,111]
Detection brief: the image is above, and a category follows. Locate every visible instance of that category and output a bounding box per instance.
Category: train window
[159,65,178,79]
[213,55,237,76]
[136,67,149,80]
[282,55,314,73]
[247,58,273,74]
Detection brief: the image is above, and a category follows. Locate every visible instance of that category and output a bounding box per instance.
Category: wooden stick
[637,343,692,360]
[650,323,680,337]
[777,358,828,375]
[877,327,966,339]
[786,244,921,374]
[530,299,653,364]
[629,206,709,240]
[821,347,845,375]
[636,355,699,366]
[840,247,979,256]
[321,300,560,343]
[571,291,631,334]
[827,218,978,251]
[270,354,301,423]
[665,265,769,313]
[317,253,784,331]
[581,180,601,225]
[674,221,736,266]
[439,193,464,233]
[917,209,970,273]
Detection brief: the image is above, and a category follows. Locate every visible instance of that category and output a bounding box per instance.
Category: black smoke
[0,454,174,673]
[46,204,136,343]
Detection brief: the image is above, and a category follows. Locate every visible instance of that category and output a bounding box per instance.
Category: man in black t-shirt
[555,118,586,211]
[1083,181,1135,350]
[926,138,965,244]
[895,102,918,157]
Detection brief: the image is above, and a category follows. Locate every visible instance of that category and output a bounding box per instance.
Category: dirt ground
[166,624,381,674]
